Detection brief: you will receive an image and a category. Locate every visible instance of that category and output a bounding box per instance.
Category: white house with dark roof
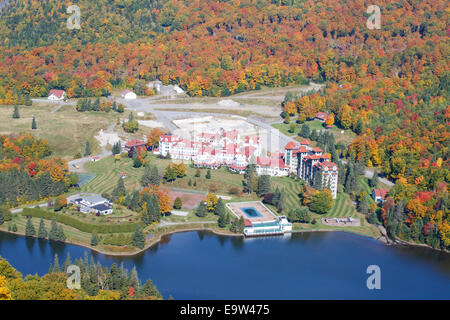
[68,193,113,215]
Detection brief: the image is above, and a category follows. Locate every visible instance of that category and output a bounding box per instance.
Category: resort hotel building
[155,129,338,198]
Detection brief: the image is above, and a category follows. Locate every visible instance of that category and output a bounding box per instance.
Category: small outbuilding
[121,89,137,100]
[48,89,66,101]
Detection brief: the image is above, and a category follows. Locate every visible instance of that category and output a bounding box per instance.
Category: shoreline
[1,223,448,257]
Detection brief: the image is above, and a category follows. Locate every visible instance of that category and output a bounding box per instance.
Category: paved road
[68,123,117,173]
[158,220,217,227]
[12,203,48,214]
[340,159,394,187]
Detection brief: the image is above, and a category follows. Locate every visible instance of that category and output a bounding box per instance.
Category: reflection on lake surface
[1,230,449,299]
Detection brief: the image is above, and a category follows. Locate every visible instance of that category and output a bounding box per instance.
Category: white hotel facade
[156,129,338,198]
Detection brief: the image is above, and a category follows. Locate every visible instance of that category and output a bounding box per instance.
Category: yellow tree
[158,188,173,215]
[0,275,12,300]
[205,193,218,212]
[325,113,335,127]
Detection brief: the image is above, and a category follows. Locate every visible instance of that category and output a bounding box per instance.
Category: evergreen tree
[56,225,66,242]
[357,194,370,214]
[112,177,126,200]
[140,165,153,187]
[149,165,160,186]
[214,198,226,216]
[48,217,59,241]
[243,164,257,194]
[12,105,20,119]
[25,217,36,237]
[344,163,359,194]
[310,129,318,141]
[205,169,211,179]
[93,98,100,111]
[133,156,142,168]
[370,170,379,188]
[218,211,227,228]
[173,197,182,209]
[300,123,310,138]
[31,116,37,129]
[12,224,17,232]
[195,201,208,218]
[91,233,99,246]
[132,228,145,249]
[355,118,364,135]
[112,142,121,155]
[141,279,161,298]
[37,218,47,239]
[272,187,281,207]
[257,175,271,197]
[84,140,91,156]
[0,209,3,225]
[53,253,60,273]
[63,253,72,273]
[277,192,286,212]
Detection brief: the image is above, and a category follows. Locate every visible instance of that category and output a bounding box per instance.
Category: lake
[0,230,449,299]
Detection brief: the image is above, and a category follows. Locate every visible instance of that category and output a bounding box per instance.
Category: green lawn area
[272,119,357,146]
[0,214,93,244]
[0,104,119,159]
[81,154,260,201]
[326,192,358,218]
[271,176,304,212]
[272,123,302,136]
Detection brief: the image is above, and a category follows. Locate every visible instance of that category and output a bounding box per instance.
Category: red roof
[126,140,145,147]
[229,164,247,171]
[304,155,321,160]
[316,112,328,120]
[49,89,65,98]
[312,147,323,152]
[285,141,297,150]
[294,146,309,154]
[244,219,253,227]
[374,189,389,199]
[300,139,310,145]
[316,161,338,170]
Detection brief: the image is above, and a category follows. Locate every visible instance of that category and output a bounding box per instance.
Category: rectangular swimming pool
[241,207,263,218]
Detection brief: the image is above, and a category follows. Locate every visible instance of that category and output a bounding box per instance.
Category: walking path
[68,123,117,173]
[158,220,216,227]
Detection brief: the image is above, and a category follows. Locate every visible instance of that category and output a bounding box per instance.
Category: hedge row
[22,208,144,234]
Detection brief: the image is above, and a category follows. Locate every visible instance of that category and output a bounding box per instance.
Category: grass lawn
[0,214,93,244]
[326,192,358,218]
[0,103,122,159]
[81,154,260,201]
[272,119,357,146]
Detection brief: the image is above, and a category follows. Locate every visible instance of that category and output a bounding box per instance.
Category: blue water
[1,231,450,300]
[242,207,263,218]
